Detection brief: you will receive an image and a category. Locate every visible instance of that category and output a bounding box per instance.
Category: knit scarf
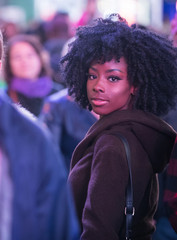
[10,76,52,98]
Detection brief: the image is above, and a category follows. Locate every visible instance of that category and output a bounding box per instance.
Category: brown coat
[69,109,176,240]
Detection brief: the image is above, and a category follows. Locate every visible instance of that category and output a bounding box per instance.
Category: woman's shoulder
[93,131,127,156]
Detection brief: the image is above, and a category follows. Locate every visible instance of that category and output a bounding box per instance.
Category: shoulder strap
[113,133,135,240]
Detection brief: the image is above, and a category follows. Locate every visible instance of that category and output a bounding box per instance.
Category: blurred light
[0,5,26,26]
[98,0,137,25]
[150,0,163,30]
[136,0,150,26]
[34,0,85,22]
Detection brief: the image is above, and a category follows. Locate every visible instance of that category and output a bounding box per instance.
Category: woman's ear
[130,86,137,95]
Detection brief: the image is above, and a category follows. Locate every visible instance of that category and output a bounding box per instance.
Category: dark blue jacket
[40,89,97,172]
[0,92,80,240]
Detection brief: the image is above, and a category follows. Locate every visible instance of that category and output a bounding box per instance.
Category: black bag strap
[113,133,135,240]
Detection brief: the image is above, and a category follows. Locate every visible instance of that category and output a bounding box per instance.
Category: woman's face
[9,41,42,80]
[87,57,135,117]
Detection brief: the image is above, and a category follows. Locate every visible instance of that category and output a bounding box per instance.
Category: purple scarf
[10,76,53,98]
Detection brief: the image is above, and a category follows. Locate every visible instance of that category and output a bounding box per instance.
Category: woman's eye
[108,76,120,82]
[87,74,96,80]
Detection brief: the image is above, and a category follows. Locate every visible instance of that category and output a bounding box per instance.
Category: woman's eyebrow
[106,69,123,73]
[89,66,97,72]
[89,67,123,73]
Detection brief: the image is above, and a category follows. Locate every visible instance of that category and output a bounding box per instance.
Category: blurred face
[87,58,135,117]
[9,41,42,80]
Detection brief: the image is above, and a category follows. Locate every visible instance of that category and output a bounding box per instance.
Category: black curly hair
[60,14,177,116]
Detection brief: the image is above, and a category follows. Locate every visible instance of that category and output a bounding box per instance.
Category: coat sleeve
[81,134,129,240]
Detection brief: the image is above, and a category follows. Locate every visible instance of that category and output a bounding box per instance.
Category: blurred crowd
[0,0,100,89]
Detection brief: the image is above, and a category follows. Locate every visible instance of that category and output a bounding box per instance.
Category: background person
[43,11,74,85]
[163,137,177,235]
[0,30,80,240]
[3,34,54,116]
[40,88,98,173]
[152,12,177,239]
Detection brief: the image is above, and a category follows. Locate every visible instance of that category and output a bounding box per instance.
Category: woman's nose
[93,78,105,92]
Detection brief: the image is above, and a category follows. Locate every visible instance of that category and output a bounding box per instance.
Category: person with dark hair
[44,11,73,85]
[60,14,177,239]
[164,137,177,235]
[151,13,177,239]
[3,34,54,116]
[0,30,80,240]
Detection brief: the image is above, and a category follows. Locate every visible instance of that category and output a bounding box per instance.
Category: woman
[3,34,53,116]
[60,14,177,239]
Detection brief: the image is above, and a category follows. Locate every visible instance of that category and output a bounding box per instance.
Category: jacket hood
[77,109,176,173]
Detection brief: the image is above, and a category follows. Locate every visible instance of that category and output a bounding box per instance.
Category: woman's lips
[91,98,108,106]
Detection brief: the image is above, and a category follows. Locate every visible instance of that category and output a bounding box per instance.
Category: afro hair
[60,14,177,116]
